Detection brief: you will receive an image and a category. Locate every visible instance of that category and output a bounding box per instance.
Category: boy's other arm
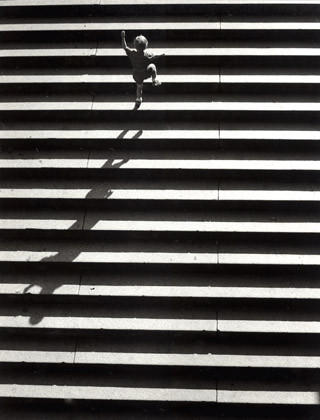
[150,52,165,61]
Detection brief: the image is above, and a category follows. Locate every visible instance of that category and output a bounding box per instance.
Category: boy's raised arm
[121,31,133,54]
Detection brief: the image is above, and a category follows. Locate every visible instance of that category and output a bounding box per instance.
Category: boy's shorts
[133,67,153,85]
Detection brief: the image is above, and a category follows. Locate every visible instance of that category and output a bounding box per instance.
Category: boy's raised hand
[121,31,126,38]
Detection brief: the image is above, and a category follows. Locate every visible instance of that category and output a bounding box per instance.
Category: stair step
[1,154,319,171]
[0,315,217,331]
[73,285,320,299]
[218,320,320,334]
[221,128,320,140]
[1,20,319,32]
[0,21,220,32]
[2,264,320,298]
[1,128,319,141]
[0,246,319,265]
[1,282,319,299]
[1,350,319,368]
[2,47,320,59]
[218,390,319,405]
[0,312,319,333]
[0,129,220,141]
[222,21,320,30]
[219,253,320,265]
[0,188,219,200]
[222,74,320,84]
[0,349,74,364]
[0,100,319,112]
[0,383,318,405]
[219,190,320,201]
[0,250,218,264]
[2,219,320,233]
[1,74,320,85]
[0,187,318,202]
[0,74,219,85]
[0,384,319,405]
[0,384,217,402]
[0,273,80,295]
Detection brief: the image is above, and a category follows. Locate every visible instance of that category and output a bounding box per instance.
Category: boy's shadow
[117,129,143,140]
[22,135,137,325]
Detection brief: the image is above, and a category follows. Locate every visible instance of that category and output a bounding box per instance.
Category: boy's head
[134,35,148,51]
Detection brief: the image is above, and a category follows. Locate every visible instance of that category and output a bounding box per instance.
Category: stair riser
[0,29,318,43]
[0,110,319,123]
[0,137,319,151]
[1,168,319,179]
[2,229,320,244]
[0,400,319,419]
[2,56,320,69]
[1,83,319,95]
[0,138,221,150]
[0,400,319,420]
[2,4,320,19]
[0,361,319,382]
[1,198,319,212]
[0,260,319,270]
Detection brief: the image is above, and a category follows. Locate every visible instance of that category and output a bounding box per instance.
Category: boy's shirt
[126,48,154,71]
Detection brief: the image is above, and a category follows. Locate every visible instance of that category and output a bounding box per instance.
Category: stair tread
[1,17,319,31]
[0,383,319,404]
[1,150,319,170]
[0,236,319,265]
[2,73,320,84]
[0,99,319,111]
[0,349,319,368]
[0,384,217,402]
[0,250,319,264]
[0,188,219,200]
[1,128,320,140]
[0,383,319,405]
[0,21,223,32]
[2,217,320,232]
[0,313,318,333]
[3,46,320,58]
[0,129,220,139]
[0,315,218,331]
[0,183,317,201]
[1,282,319,299]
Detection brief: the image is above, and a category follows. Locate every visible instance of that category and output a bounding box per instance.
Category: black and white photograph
[0,0,319,418]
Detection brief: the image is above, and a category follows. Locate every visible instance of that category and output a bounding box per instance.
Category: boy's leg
[136,83,143,102]
[148,64,161,86]
[134,83,143,109]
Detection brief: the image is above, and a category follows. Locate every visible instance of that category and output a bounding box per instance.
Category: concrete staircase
[0,0,320,418]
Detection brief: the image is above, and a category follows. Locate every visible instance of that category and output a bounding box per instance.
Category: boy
[121,30,165,108]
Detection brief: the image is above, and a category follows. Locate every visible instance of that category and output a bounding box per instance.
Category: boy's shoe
[152,79,162,87]
[134,97,142,110]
